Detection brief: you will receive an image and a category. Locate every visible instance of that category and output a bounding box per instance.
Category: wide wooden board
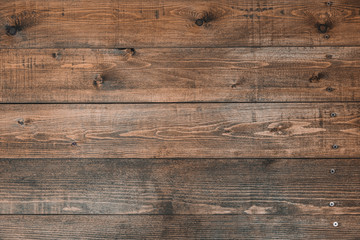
[0,158,359,215]
[0,0,360,48]
[0,103,359,158]
[0,215,358,239]
[1,47,360,103]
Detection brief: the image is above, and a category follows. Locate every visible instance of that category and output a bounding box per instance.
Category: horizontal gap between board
[1,45,360,50]
[0,214,358,216]
[1,101,360,105]
[1,158,360,160]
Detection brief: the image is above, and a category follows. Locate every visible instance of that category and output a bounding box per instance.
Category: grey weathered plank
[0,158,359,215]
[0,215,358,239]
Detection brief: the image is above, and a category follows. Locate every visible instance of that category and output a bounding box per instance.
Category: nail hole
[195,19,204,26]
[330,169,336,174]
[330,113,337,117]
[326,87,334,92]
[332,144,339,149]
[71,142,77,146]
[324,34,330,39]
[329,202,335,207]
[333,222,339,227]
[327,1,333,6]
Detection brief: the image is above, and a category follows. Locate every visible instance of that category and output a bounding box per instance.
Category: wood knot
[5,26,17,35]
[5,11,39,36]
[195,19,204,26]
[93,74,104,89]
[309,72,325,82]
[17,118,24,125]
[115,48,136,56]
[194,10,219,27]
[269,122,292,135]
[314,20,333,35]
[52,52,62,60]
[17,118,32,126]
[317,24,328,33]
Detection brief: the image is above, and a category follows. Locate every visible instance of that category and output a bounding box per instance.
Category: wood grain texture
[1,47,360,103]
[0,158,359,215]
[1,103,359,158]
[0,0,360,48]
[0,215,359,239]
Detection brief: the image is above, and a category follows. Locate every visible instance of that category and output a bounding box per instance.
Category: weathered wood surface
[0,158,359,215]
[0,0,360,48]
[1,103,359,158]
[0,215,358,239]
[1,47,360,103]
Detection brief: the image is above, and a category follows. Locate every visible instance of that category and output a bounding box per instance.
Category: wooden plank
[0,103,359,158]
[0,215,359,239]
[0,158,359,215]
[1,47,360,103]
[0,0,360,48]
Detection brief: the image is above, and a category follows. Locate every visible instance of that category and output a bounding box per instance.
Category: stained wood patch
[0,47,359,103]
[0,0,360,48]
[0,158,359,215]
[0,103,359,158]
[0,215,359,239]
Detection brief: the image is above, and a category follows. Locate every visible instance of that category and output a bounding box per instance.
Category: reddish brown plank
[0,158,359,215]
[0,0,360,48]
[0,103,359,158]
[0,47,359,103]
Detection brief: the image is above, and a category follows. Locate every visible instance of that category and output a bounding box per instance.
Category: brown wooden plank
[0,158,359,215]
[0,215,359,239]
[1,47,359,103]
[0,0,360,48]
[0,103,359,158]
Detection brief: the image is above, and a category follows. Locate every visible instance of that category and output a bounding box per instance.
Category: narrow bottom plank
[0,215,357,239]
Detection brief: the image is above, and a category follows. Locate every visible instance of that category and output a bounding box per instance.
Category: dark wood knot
[309,72,325,82]
[17,119,24,125]
[5,26,17,36]
[195,19,204,26]
[318,24,328,33]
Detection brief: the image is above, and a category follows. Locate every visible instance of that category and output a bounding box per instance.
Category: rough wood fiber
[0,103,359,159]
[0,47,360,103]
[0,0,360,48]
[0,215,358,239]
[0,158,359,215]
